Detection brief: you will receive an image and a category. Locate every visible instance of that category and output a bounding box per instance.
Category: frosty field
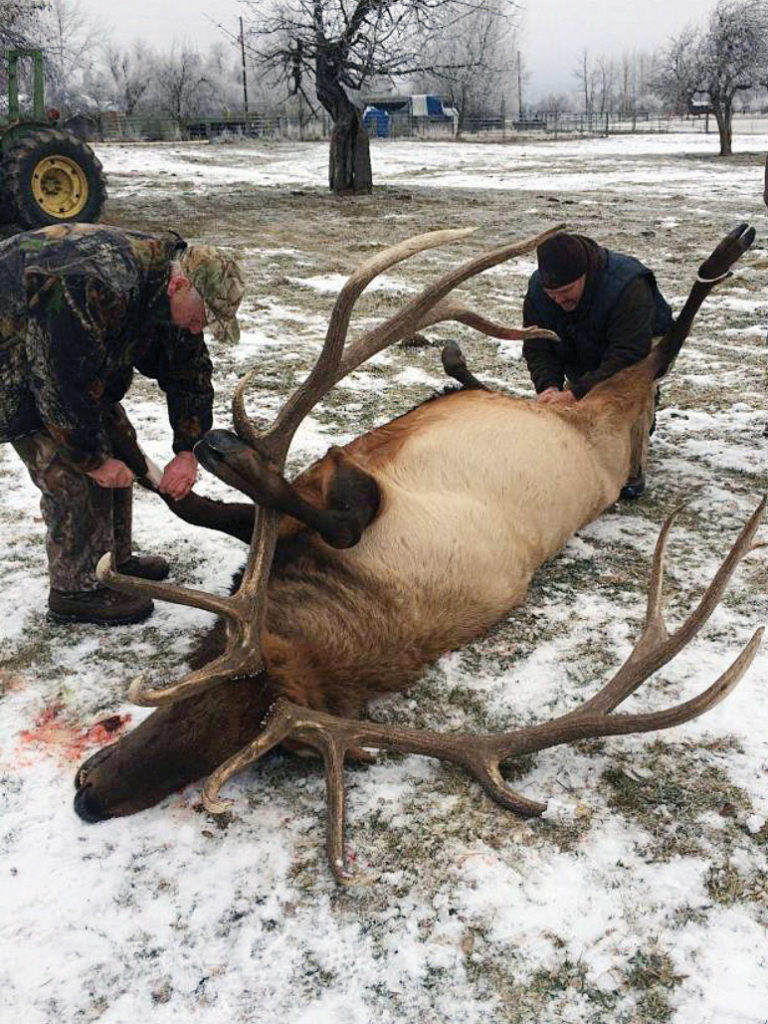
[1,134,767,1023]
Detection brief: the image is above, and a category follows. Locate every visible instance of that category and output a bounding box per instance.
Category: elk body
[73,224,763,883]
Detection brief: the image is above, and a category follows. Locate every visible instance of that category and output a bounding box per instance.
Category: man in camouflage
[0,223,244,625]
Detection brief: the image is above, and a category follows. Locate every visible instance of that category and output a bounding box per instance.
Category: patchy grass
[602,740,754,862]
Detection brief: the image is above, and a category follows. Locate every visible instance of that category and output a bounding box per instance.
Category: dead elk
[73,223,764,884]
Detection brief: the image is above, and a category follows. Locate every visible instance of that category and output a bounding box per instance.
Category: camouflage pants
[12,431,133,593]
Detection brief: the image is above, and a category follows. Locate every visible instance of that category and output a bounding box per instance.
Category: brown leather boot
[116,555,170,581]
[48,587,154,625]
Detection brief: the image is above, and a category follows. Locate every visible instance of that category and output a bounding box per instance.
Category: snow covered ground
[96,131,768,197]
[1,134,767,1023]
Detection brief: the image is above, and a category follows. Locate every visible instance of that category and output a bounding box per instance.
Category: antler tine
[128,645,265,706]
[337,224,566,381]
[96,552,241,622]
[241,227,477,460]
[232,368,264,448]
[202,699,298,813]
[641,501,684,641]
[233,225,565,458]
[577,497,766,717]
[410,296,561,342]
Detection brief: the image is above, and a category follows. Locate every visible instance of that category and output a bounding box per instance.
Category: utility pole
[240,16,249,113]
[517,50,523,117]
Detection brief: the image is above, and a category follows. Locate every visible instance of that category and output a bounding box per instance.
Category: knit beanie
[537,233,589,289]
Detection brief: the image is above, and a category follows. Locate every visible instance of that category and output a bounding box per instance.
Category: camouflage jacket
[0,223,214,470]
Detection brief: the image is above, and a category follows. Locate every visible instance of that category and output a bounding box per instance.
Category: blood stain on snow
[17,704,132,763]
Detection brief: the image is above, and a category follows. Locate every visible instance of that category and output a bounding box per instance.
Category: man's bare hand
[536,387,576,407]
[159,451,198,501]
[536,387,560,405]
[86,458,135,488]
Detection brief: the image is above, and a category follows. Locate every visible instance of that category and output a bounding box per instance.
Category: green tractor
[1,48,106,229]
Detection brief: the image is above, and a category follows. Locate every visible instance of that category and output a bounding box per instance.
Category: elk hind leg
[622,389,656,500]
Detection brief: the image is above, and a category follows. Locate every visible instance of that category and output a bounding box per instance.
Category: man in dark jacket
[522,231,673,497]
[1,223,244,624]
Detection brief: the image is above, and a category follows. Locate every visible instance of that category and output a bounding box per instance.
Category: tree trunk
[315,54,372,195]
[456,83,468,138]
[712,100,732,156]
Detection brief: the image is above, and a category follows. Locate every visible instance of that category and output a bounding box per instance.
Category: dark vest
[525,250,673,375]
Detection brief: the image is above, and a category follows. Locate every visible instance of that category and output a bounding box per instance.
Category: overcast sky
[76,0,712,101]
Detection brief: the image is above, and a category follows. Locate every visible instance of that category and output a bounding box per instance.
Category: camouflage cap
[180,244,244,342]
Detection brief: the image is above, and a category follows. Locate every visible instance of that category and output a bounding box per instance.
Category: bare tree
[572,48,595,114]
[653,27,699,116]
[594,55,617,115]
[201,41,243,111]
[417,0,518,135]
[103,42,155,116]
[0,0,47,47]
[151,46,215,124]
[654,0,768,155]
[241,0,517,195]
[41,0,103,112]
[535,92,573,116]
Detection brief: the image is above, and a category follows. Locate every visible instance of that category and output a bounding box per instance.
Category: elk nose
[74,783,110,823]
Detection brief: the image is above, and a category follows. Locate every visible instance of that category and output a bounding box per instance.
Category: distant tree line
[2,0,767,183]
[539,0,768,157]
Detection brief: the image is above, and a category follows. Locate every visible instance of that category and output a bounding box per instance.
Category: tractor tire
[1,127,107,229]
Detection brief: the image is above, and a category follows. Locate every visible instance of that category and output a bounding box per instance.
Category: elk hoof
[198,429,249,458]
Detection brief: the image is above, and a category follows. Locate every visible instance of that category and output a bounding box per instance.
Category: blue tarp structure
[411,95,447,118]
[363,106,390,137]
[363,95,453,136]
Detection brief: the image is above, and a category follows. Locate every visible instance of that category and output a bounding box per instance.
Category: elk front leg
[196,430,380,549]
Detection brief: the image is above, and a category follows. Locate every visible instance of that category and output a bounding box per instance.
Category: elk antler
[232,227,563,456]
[201,499,765,885]
[99,225,564,706]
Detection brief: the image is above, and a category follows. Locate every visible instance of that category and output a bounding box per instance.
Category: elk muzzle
[73,674,275,821]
